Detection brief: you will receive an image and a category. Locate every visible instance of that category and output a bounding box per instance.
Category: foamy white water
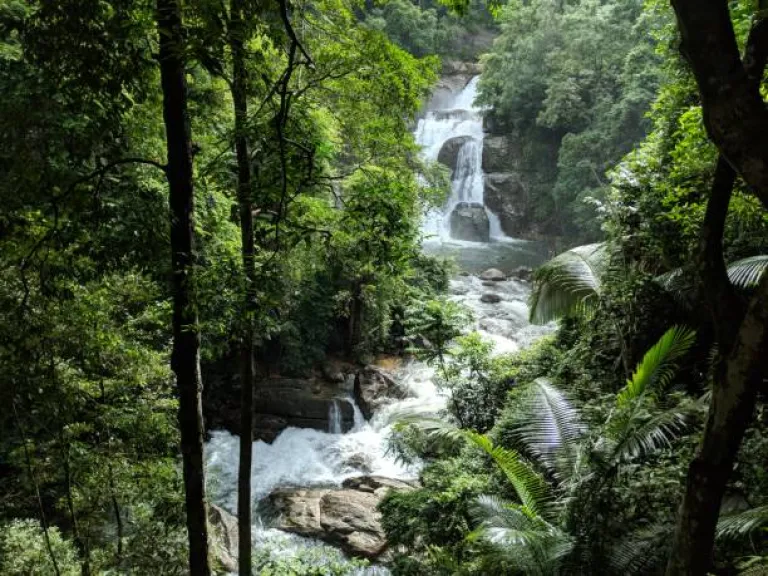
[416,76,505,241]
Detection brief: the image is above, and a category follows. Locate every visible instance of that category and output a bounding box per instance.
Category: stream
[204,75,554,574]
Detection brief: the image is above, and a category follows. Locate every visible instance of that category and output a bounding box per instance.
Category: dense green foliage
[0,0,444,572]
[478,0,660,240]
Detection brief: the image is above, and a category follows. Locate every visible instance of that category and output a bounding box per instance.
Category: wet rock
[342,453,374,474]
[437,135,475,174]
[482,135,523,173]
[203,357,356,442]
[449,202,490,242]
[484,172,529,237]
[354,366,410,421]
[481,293,502,304]
[481,280,496,287]
[267,476,416,559]
[342,475,417,493]
[479,268,506,281]
[512,266,533,282]
[442,60,483,76]
[209,504,238,572]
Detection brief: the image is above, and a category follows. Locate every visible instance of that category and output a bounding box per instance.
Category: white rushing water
[415,76,505,241]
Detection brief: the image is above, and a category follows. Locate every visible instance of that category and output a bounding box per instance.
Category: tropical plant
[528,243,607,324]
[398,326,703,574]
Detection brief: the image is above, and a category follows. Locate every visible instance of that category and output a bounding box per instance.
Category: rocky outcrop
[256,378,355,435]
[354,366,410,421]
[209,504,238,573]
[203,358,357,442]
[266,476,416,559]
[484,172,528,237]
[482,134,523,173]
[442,60,483,76]
[449,202,490,242]
[437,135,475,174]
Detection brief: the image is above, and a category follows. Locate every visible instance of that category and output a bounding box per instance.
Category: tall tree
[156,0,211,574]
[666,1,768,574]
[228,0,257,572]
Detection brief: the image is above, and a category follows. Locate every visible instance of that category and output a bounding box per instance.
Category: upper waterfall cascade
[415,76,505,241]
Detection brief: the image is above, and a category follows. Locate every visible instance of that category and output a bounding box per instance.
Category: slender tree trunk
[62,441,90,576]
[229,0,257,573]
[156,1,211,574]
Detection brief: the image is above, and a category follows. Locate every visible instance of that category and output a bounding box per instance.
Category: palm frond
[529,243,607,324]
[469,495,573,575]
[389,413,466,457]
[727,255,768,289]
[505,378,585,480]
[717,505,768,540]
[616,325,696,407]
[612,401,699,463]
[464,431,552,518]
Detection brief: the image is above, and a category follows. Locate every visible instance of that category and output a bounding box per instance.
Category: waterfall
[328,399,342,434]
[415,76,505,242]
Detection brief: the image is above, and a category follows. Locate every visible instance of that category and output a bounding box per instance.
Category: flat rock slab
[267,476,416,559]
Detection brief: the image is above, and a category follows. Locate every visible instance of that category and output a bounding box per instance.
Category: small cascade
[416,75,505,242]
[328,399,343,434]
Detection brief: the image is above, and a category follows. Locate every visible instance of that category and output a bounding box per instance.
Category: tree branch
[671,0,768,211]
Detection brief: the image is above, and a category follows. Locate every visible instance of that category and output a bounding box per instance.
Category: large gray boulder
[437,136,475,174]
[255,378,355,437]
[267,476,416,559]
[449,202,490,242]
[354,366,410,421]
[484,172,529,237]
[203,356,357,443]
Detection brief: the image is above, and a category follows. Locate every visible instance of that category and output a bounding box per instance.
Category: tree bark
[156,1,211,574]
[666,273,768,575]
[229,0,257,573]
[665,4,768,574]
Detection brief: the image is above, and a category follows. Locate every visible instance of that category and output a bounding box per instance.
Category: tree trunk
[666,274,768,575]
[229,0,257,573]
[665,5,768,573]
[156,1,211,574]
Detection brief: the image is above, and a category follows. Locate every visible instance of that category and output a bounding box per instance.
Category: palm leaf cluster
[404,326,706,574]
[529,243,768,326]
[529,243,607,324]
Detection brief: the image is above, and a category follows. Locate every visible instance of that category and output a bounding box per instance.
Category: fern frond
[529,243,606,324]
[608,523,672,574]
[727,255,768,289]
[612,402,698,463]
[470,495,572,575]
[617,325,696,407]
